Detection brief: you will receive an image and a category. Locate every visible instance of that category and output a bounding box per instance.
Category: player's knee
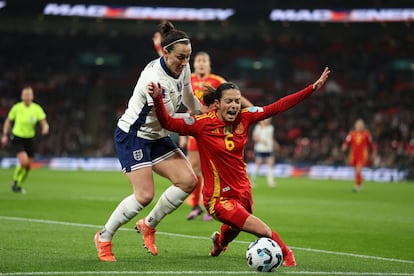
[20,160,31,169]
[177,173,197,193]
[187,174,198,191]
[249,221,272,237]
[254,224,272,238]
[134,191,153,207]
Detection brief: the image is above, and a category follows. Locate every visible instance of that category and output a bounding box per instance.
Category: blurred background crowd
[0,0,413,177]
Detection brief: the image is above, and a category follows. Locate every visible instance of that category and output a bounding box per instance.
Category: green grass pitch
[0,168,413,275]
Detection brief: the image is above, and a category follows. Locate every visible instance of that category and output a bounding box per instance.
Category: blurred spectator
[0,23,412,177]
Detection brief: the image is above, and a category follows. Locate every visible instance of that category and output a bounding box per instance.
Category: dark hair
[159,21,190,52]
[203,82,240,106]
[194,51,210,59]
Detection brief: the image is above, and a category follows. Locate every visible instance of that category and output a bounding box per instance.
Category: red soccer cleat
[283,247,297,266]
[94,231,116,262]
[136,218,158,256]
[209,231,228,257]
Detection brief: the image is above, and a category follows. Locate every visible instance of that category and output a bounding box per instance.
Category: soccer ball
[246,237,283,272]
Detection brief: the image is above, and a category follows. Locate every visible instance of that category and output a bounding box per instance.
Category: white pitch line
[290,246,414,265]
[0,215,414,267]
[1,271,414,276]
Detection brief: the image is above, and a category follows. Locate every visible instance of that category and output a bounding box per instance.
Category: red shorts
[187,136,198,151]
[351,156,368,167]
[205,192,253,229]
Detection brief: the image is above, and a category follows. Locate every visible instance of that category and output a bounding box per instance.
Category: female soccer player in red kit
[342,118,376,192]
[148,67,330,266]
[186,52,253,221]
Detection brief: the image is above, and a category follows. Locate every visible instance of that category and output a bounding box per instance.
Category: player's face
[164,43,192,77]
[216,89,242,123]
[193,54,211,77]
[355,120,365,131]
[21,88,34,105]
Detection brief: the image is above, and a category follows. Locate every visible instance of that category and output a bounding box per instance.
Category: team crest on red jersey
[221,199,234,211]
[235,123,244,134]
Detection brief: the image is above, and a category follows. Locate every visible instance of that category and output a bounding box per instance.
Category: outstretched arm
[312,67,330,91]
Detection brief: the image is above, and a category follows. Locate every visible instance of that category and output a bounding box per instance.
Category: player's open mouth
[227,111,237,119]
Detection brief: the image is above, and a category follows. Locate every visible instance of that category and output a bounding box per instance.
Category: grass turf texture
[0,168,413,275]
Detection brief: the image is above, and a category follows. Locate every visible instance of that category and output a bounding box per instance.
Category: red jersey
[190,73,225,104]
[343,130,375,166]
[153,85,314,201]
[188,73,225,151]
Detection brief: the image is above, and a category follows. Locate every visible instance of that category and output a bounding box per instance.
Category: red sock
[190,176,202,208]
[356,172,362,187]
[220,224,240,247]
[271,231,289,256]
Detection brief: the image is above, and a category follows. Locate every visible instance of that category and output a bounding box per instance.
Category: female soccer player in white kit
[251,118,280,187]
[94,21,201,262]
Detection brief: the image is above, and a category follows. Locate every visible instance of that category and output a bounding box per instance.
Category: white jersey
[253,124,275,153]
[118,57,200,140]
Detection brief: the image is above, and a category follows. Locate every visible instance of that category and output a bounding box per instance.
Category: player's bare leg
[140,151,197,254]
[354,165,363,192]
[251,157,264,188]
[266,157,275,188]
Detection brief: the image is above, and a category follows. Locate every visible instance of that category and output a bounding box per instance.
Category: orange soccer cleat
[136,218,158,255]
[94,231,116,262]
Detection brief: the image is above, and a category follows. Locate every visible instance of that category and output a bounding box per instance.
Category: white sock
[267,167,274,185]
[251,173,257,183]
[267,165,274,186]
[146,186,189,228]
[99,194,143,241]
[251,166,258,183]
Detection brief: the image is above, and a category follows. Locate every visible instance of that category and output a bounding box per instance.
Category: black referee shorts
[9,135,35,157]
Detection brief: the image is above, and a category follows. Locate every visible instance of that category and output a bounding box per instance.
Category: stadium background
[0,0,413,179]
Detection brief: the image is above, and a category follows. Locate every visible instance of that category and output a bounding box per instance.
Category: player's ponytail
[160,20,175,35]
[159,21,190,52]
[203,82,240,106]
[203,85,218,107]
